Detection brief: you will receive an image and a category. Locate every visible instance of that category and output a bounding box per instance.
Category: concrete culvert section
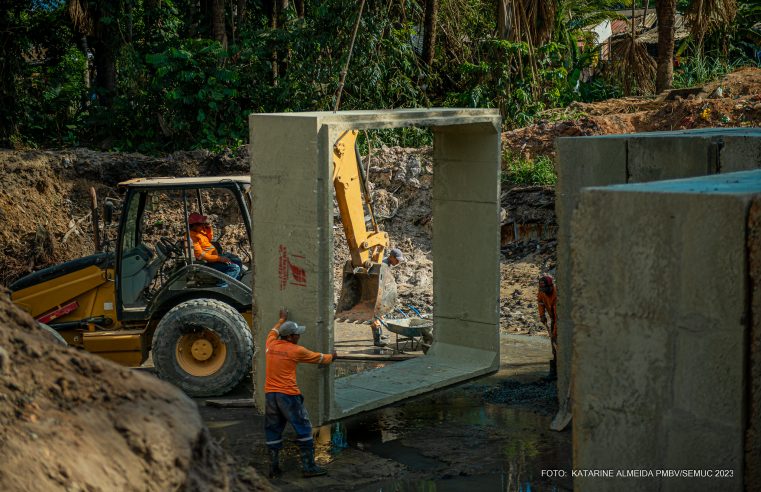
[250,109,502,424]
[555,128,761,418]
[571,170,761,491]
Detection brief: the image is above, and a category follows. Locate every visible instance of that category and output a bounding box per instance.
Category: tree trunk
[497,0,510,39]
[93,36,117,106]
[422,0,439,67]
[266,0,289,85]
[655,0,676,93]
[294,0,304,18]
[91,1,120,108]
[642,0,649,28]
[211,0,228,48]
[0,2,25,145]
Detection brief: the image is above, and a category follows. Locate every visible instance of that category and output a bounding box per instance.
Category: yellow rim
[176,329,227,377]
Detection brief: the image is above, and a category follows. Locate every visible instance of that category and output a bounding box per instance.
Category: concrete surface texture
[555,128,761,409]
[570,170,761,491]
[249,109,502,425]
[746,197,761,492]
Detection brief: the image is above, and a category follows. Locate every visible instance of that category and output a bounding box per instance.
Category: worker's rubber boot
[300,447,327,477]
[372,325,388,347]
[268,448,282,479]
[547,359,557,381]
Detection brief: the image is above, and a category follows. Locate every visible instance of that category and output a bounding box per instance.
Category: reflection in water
[331,422,349,451]
[314,390,569,492]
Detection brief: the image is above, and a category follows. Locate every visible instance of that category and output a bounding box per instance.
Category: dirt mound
[0,287,268,491]
[504,66,761,161]
[0,148,248,285]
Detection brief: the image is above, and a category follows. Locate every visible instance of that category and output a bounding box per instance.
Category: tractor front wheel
[152,298,253,397]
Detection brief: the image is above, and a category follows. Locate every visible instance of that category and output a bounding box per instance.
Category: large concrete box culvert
[555,128,761,420]
[571,170,761,491]
[249,109,502,425]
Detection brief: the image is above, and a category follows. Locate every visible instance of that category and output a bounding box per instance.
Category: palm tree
[655,0,676,92]
[686,0,738,52]
[68,0,122,107]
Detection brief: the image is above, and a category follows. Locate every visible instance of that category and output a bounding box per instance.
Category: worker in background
[383,247,405,266]
[188,212,241,280]
[537,274,558,380]
[372,248,406,347]
[265,308,337,478]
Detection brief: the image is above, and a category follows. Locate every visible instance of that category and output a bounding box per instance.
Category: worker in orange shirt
[188,212,241,281]
[537,274,558,380]
[265,308,338,478]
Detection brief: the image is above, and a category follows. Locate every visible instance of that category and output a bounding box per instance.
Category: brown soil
[331,146,553,333]
[503,66,761,161]
[1,145,551,334]
[0,148,247,285]
[0,287,270,491]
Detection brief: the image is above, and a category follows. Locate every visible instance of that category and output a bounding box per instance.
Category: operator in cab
[188,212,242,280]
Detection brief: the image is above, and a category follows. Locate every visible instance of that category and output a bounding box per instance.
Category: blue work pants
[208,259,241,280]
[265,392,314,451]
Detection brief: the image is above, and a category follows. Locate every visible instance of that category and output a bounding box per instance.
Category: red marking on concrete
[278,245,307,289]
[278,245,288,290]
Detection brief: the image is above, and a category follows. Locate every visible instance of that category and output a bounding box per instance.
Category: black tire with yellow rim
[152,298,253,397]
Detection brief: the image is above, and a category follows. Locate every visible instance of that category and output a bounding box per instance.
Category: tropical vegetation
[1,0,758,151]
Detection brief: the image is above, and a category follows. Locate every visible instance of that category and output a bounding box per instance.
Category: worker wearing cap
[383,247,405,266]
[265,308,338,478]
[188,212,241,280]
[537,274,558,380]
[371,248,405,347]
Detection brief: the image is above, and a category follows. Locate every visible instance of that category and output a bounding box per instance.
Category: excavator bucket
[335,261,397,321]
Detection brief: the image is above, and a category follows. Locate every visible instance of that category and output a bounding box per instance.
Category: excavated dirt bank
[0,146,553,334]
[504,66,761,160]
[0,287,270,491]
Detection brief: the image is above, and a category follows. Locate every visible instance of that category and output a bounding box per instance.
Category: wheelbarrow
[383,318,434,354]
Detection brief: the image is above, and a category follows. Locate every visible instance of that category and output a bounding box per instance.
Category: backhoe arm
[332,130,397,320]
[332,130,387,267]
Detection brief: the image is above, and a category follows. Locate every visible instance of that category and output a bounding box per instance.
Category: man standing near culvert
[265,308,337,478]
[537,274,558,380]
[370,248,406,347]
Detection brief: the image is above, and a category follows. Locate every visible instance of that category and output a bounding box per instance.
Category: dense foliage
[1,0,759,151]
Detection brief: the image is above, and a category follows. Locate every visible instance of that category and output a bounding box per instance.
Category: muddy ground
[195,332,570,491]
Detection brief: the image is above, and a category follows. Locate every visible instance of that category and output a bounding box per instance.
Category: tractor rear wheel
[152,298,253,397]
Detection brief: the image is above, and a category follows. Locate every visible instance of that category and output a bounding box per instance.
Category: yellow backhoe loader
[9,130,396,396]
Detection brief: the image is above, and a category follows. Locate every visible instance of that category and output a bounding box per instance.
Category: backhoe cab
[11,177,255,396]
[9,131,397,396]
